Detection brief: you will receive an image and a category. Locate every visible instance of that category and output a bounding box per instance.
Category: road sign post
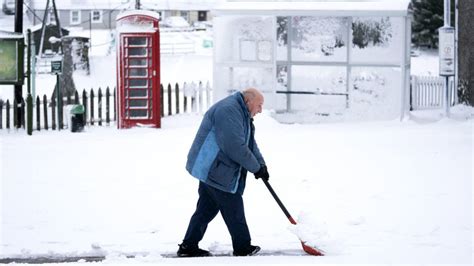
[438,26,455,117]
[51,57,63,130]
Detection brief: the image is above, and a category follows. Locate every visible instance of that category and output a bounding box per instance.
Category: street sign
[438,26,455,76]
[51,59,63,74]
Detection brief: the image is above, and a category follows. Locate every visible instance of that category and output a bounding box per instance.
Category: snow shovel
[262,179,324,256]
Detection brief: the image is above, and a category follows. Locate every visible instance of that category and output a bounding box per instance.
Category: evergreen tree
[411,0,453,48]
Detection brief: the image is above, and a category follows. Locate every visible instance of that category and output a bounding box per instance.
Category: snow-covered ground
[1,108,472,265]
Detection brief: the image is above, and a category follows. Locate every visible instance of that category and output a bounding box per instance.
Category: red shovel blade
[301,241,324,256]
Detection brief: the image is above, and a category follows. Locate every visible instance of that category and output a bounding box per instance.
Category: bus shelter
[212,1,412,122]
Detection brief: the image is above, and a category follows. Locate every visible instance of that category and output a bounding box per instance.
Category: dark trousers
[182,182,251,252]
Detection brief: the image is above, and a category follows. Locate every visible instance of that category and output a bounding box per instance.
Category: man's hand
[254,165,269,181]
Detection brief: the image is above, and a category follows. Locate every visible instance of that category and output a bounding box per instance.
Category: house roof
[116,9,161,21]
[213,0,412,17]
[29,0,221,11]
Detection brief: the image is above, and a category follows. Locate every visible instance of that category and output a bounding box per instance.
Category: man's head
[242,88,264,118]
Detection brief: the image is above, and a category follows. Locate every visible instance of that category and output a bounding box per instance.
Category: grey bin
[70,104,85,132]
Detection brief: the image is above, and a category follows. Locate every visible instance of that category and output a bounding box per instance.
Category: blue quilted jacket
[186,92,265,194]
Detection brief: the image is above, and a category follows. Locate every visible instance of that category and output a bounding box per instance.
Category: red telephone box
[116,10,161,128]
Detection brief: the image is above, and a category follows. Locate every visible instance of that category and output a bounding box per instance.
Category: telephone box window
[130,109,148,117]
[130,68,147,77]
[128,47,147,56]
[129,99,148,107]
[129,89,148,97]
[130,59,148,66]
[129,79,147,87]
[128,37,147,46]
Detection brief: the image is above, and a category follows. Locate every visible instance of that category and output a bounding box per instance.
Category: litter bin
[70,104,85,132]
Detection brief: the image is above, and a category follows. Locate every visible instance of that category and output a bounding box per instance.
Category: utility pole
[14,0,23,129]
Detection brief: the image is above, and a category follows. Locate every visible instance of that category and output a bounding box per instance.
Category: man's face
[246,94,264,118]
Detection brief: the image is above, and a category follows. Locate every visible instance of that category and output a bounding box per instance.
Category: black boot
[233,245,261,256]
[177,243,211,257]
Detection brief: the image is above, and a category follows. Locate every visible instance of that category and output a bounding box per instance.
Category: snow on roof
[213,0,412,17]
[0,30,24,39]
[116,9,161,21]
[30,0,130,10]
[30,0,222,11]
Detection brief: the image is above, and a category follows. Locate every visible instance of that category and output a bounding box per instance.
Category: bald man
[178,88,269,257]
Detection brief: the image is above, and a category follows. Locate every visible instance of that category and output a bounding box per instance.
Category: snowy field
[1,109,472,265]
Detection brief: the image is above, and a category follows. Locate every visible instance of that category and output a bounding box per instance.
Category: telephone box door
[119,33,160,128]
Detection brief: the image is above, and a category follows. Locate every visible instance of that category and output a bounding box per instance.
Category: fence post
[13,98,17,128]
[6,100,10,130]
[82,89,88,125]
[191,82,197,113]
[58,90,64,130]
[160,84,164,117]
[98,87,103,126]
[183,82,188,113]
[51,95,56,130]
[43,95,48,130]
[27,95,32,135]
[175,82,180,115]
[21,98,26,129]
[36,96,41,131]
[74,90,79,104]
[167,83,172,116]
[113,87,116,121]
[409,76,415,111]
[0,100,3,129]
[198,81,203,114]
[106,87,110,125]
[90,89,95,125]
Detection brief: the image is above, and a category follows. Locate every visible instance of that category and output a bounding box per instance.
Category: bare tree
[458,0,474,106]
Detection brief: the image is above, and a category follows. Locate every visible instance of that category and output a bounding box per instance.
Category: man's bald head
[242,88,264,117]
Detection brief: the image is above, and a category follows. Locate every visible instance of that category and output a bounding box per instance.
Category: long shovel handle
[262,179,297,225]
[262,179,325,256]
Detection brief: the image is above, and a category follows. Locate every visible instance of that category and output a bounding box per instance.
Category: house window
[70,10,81,25]
[91,10,102,23]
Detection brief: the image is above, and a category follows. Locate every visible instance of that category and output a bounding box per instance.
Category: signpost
[51,57,63,130]
[439,26,455,116]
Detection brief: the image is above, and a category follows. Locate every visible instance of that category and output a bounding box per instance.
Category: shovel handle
[262,179,297,225]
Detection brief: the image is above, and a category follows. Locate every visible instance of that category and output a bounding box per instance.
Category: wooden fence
[410,75,456,110]
[0,81,212,131]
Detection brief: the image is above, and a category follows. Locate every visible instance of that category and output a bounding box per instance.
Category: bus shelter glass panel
[214,16,274,63]
[351,17,404,65]
[231,67,274,93]
[275,65,347,112]
[291,16,349,62]
[350,67,402,119]
[276,16,288,61]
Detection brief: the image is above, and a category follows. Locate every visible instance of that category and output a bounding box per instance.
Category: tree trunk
[458,0,474,106]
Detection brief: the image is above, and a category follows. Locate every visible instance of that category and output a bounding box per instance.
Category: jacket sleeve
[213,105,261,173]
[252,137,265,167]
